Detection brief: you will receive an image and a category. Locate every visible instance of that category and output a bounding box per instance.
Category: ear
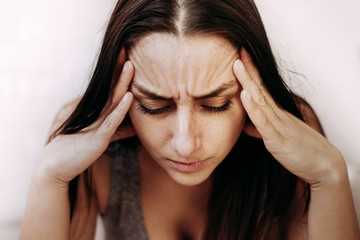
[243,116,262,139]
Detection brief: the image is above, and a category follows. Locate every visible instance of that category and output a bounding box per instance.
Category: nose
[171,108,201,159]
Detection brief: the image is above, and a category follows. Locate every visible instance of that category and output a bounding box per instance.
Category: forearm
[20,172,70,240]
[307,161,360,240]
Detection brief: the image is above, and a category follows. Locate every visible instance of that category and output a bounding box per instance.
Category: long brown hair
[54,0,308,239]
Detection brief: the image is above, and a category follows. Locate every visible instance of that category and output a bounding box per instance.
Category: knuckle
[257,94,266,105]
[255,111,268,129]
[258,81,266,91]
[102,115,115,130]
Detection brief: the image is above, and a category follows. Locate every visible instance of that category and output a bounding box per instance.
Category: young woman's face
[128,33,246,186]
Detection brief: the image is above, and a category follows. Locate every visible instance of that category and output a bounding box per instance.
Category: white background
[0,0,359,238]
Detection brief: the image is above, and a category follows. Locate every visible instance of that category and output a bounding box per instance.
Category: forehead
[128,33,239,99]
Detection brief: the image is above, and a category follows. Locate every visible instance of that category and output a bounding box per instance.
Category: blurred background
[0,0,359,238]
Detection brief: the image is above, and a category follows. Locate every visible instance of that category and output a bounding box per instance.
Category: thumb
[96,92,133,142]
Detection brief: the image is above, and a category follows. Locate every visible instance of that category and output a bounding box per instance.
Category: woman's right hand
[35,59,135,185]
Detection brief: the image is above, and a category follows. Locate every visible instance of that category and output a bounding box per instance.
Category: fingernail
[123,61,130,72]
[235,59,245,71]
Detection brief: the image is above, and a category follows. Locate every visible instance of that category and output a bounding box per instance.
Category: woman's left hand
[233,49,346,186]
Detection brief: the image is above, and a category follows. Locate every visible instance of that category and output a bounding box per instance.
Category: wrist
[32,156,70,190]
[310,151,348,189]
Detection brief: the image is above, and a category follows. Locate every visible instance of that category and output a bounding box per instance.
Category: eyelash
[202,101,232,113]
[137,101,232,115]
[136,104,171,115]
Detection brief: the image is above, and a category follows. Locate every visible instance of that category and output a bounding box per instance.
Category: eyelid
[201,101,232,113]
[136,101,232,116]
[199,93,234,106]
[200,96,229,104]
[136,103,171,115]
[136,96,172,108]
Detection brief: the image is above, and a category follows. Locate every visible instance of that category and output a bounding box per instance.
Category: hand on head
[38,49,136,184]
[234,48,345,186]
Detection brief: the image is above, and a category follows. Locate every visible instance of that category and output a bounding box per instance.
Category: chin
[167,170,212,187]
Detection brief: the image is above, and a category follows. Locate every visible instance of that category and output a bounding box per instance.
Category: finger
[111,61,134,108]
[94,60,134,126]
[96,92,133,142]
[234,59,286,140]
[112,48,127,82]
[241,90,283,144]
[233,59,266,106]
[233,59,280,115]
[240,48,262,86]
[239,50,278,108]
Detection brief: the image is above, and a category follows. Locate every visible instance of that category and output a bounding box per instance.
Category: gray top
[101,143,149,240]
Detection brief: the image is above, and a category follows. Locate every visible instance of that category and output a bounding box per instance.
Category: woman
[21,0,359,239]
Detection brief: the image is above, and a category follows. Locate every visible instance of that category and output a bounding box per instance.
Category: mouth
[168,159,208,173]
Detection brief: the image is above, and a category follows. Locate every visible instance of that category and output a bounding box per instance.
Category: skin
[19,34,360,240]
[128,33,246,186]
[234,50,359,239]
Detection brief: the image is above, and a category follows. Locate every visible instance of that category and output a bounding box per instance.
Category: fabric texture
[101,141,149,240]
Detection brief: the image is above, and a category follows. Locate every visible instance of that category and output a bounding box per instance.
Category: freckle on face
[127,33,246,186]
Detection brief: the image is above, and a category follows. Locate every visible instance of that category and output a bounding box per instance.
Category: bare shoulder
[294,95,324,135]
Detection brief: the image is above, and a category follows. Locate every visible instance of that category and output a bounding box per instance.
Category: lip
[169,159,208,173]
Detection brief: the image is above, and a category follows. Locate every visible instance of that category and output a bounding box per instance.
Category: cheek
[210,99,245,132]
[128,104,149,138]
[209,113,245,142]
[128,104,165,148]
[128,100,246,154]
[205,101,246,150]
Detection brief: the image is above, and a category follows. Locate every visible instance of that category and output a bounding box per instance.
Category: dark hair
[54,0,308,239]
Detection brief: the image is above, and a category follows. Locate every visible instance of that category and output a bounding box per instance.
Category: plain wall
[0,0,359,238]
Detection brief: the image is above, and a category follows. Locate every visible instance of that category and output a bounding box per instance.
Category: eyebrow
[132,80,238,100]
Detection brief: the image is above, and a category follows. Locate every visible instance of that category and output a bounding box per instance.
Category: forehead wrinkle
[180,38,211,96]
[132,60,161,93]
[138,34,184,100]
[150,61,163,93]
[193,79,238,99]
[129,33,239,101]
[191,39,238,95]
[168,53,182,100]
[132,82,173,99]
[212,45,238,81]
[132,78,238,101]
[129,37,172,95]
[130,59,165,97]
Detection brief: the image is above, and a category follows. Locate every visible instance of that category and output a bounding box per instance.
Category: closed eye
[136,104,171,115]
[136,101,232,115]
[201,101,232,113]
